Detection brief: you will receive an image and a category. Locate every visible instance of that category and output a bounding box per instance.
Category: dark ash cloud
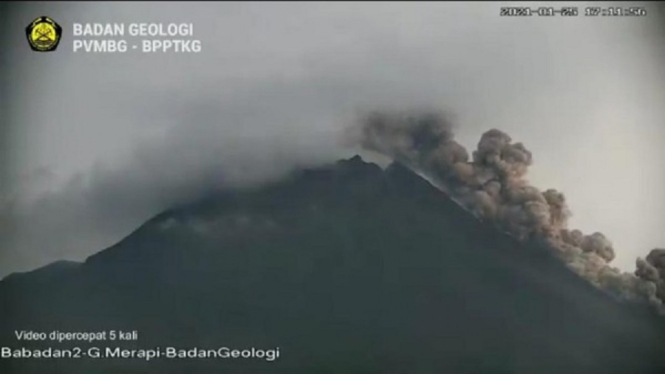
[2,2,664,279]
[352,110,664,310]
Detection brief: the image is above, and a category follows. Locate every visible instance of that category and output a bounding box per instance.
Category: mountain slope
[1,156,664,373]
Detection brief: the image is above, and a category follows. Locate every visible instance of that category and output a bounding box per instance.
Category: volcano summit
[0,156,664,373]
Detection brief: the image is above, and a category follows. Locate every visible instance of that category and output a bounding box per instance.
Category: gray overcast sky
[1,2,664,278]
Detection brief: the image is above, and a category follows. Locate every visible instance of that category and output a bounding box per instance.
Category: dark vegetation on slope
[1,156,664,374]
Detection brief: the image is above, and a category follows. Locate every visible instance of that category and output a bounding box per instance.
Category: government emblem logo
[26,16,62,52]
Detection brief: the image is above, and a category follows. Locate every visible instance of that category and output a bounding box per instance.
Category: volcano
[1,156,664,373]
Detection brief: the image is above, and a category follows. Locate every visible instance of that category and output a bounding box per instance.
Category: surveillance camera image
[1,1,664,373]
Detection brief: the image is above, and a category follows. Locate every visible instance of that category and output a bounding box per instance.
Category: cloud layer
[1,2,664,277]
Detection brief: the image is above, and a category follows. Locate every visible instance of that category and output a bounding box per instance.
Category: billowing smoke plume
[354,110,664,310]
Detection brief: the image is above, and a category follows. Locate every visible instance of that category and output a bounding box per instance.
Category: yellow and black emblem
[25,16,62,52]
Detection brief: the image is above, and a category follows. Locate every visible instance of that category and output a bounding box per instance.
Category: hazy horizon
[1,1,664,278]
